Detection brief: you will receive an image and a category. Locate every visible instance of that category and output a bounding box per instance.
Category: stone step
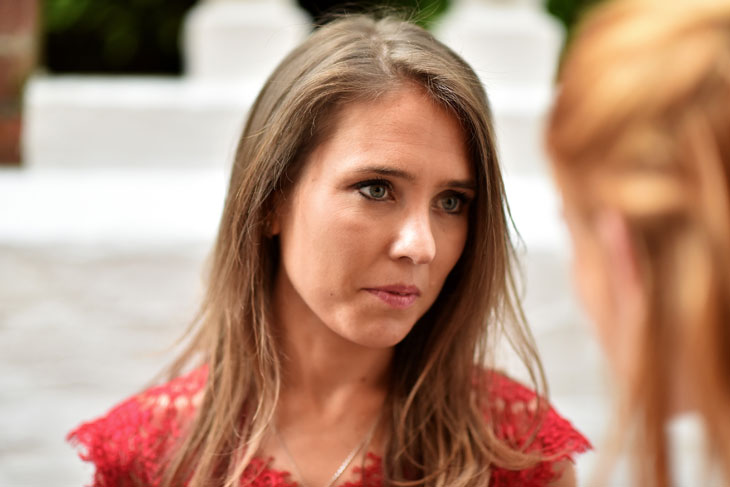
[0,168,570,328]
[0,167,561,249]
[22,76,552,176]
[22,77,257,169]
[0,167,227,246]
[0,166,573,331]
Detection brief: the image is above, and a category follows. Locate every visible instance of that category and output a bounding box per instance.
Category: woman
[70,15,588,487]
[546,0,730,485]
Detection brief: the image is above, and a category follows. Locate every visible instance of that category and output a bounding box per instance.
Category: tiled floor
[0,243,207,486]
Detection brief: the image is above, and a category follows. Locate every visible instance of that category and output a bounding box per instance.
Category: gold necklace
[274,418,379,487]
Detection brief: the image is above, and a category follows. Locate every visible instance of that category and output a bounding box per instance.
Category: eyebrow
[353,165,477,192]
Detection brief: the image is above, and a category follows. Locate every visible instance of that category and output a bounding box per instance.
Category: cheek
[280,195,383,293]
[570,231,618,356]
[308,206,383,273]
[433,220,469,282]
[573,251,605,323]
[450,224,469,266]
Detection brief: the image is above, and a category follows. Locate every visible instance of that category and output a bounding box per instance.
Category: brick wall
[0,0,38,165]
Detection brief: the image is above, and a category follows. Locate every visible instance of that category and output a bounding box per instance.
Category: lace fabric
[482,372,592,486]
[68,368,590,486]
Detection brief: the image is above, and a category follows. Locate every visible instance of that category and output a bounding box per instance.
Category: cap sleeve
[482,370,591,486]
[67,367,207,486]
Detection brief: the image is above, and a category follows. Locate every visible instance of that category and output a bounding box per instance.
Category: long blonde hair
[547,1,730,485]
[163,15,545,487]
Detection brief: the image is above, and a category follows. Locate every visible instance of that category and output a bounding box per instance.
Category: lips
[365,285,421,309]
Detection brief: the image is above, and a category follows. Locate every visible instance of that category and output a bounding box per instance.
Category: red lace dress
[68,368,590,487]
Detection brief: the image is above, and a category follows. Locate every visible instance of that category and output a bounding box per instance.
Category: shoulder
[477,370,591,487]
[67,366,207,487]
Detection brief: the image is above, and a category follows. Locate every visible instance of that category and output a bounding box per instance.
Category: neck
[272,276,392,422]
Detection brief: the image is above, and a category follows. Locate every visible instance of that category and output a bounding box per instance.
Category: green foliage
[43,0,196,74]
[396,0,450,28]
[543,0,608,72]
[45,0,600,74]
[297,0,450,30]
[544,0,605,40]
[43,0,449,74]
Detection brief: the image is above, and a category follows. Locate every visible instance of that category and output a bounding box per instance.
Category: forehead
[303,86,473,180]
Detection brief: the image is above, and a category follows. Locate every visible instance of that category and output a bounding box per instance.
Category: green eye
[441,195,462,213]
[358,183,390,200]
[368,185,387,199]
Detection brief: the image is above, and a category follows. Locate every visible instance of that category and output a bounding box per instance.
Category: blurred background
[1,1,688,486]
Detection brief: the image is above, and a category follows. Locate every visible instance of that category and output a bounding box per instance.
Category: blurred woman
[69,14,589,487]
[546,0,730,485]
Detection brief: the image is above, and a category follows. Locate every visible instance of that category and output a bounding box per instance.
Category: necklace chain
[274,418,379,487]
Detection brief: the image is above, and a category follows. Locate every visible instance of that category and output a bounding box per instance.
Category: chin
[340,319,417,349]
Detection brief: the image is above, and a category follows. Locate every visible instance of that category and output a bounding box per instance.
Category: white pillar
[434,0,562,90]
[434,0,564,177]
[183,0,311,84]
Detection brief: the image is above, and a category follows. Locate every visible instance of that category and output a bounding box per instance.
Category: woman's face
[563,206,617,342]
[272,85,474,349]
[562,199,643,383]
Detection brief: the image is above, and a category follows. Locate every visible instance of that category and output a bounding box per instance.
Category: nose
[389,209,437,265]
